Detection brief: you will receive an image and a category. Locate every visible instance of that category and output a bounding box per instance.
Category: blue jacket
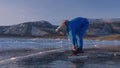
[65,17,89,35]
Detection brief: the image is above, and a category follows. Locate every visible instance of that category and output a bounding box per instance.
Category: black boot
[70,50,77,56]
[76,48,84,54]
[70,48,84,56]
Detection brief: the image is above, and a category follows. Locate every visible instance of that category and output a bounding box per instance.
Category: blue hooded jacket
[65,17,89,48]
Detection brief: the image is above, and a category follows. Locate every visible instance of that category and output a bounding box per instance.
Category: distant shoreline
[0,34,119,40]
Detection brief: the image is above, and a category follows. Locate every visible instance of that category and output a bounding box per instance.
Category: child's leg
[76,23,89,53]
[69,30,77,50]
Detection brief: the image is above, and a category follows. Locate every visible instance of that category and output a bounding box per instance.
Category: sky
[0,0,120,25]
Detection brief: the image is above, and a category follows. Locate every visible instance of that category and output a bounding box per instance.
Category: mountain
[87,19,120,36]
[89,18,120,23]
[0,20,58,37]
[0,19,119,38]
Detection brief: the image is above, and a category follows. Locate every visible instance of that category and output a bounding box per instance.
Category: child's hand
[72,45,77,50]
[55,28,59,32]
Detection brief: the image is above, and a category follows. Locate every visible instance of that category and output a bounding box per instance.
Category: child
[55,17,89,56]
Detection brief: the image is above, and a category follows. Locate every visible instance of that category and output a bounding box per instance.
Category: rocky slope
[0,20,57,37]
[87,21,120,36]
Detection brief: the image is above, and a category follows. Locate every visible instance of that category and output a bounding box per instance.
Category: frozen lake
[0,37,120,68]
